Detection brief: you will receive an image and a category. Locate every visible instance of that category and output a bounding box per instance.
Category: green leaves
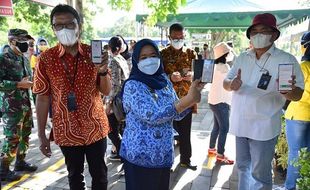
[295,148,310,190]
[109,0,187,26]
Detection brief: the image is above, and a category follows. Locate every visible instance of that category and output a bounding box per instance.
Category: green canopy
[136,9,310,32]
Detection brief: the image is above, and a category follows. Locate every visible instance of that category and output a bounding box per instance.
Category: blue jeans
[285,119,310,190]
[209,103,230,154]
[236,136,278,190]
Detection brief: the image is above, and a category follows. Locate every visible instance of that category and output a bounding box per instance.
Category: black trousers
[107,113,122,155]
[123,159,170,190]
[173,110,193,164]
[60,138,108,190]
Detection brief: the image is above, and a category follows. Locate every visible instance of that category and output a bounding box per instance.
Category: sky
[94,0,307,28]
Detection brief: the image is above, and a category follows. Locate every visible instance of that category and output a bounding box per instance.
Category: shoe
[1,170,22,182]
[14,161,38,172]
[208,148,217,156]
[108,155,121,161]
[180,162,197,171]
[216,154,234,165]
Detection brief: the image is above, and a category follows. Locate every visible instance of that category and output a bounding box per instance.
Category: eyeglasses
[250,30,274,36]
[52,21,77,31]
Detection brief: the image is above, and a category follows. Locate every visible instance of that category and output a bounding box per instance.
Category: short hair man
[0,29,37,181]
[33,4,111,189]
[223,13,304,190]
[161,23,197,170]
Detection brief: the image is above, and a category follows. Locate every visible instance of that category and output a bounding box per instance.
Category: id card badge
[257,73,272,90]
[67,91,77,112]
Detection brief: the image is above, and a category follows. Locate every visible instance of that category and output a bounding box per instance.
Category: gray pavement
[0,88,284,190]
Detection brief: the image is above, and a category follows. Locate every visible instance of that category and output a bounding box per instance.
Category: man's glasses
[52,22,77,31]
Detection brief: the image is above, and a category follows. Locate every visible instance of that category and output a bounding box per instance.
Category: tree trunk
[66,0,83,23]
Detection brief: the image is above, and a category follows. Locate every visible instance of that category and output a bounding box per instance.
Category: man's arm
[98,74,111,96]
[281,87,303,101]
[36,95,51,157]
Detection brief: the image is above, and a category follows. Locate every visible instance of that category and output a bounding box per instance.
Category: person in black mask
[0,29,37,182]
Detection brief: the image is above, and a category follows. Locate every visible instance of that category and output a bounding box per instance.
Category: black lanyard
[21,56,28,77]
[61,55,79,89]
[255,54,271,74]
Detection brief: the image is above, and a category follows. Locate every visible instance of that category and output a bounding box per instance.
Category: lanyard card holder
[257,73,272,90]
[67,91,77,112]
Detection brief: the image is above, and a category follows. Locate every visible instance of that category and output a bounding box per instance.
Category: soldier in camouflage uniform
[0,29,38,182]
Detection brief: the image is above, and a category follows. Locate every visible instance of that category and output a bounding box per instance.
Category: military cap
[8,29,33,40]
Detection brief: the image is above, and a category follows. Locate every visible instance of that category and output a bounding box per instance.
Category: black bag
[112,91,126,122]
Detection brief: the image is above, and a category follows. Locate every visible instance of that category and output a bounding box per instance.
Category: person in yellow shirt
[284,31,310,190]
[31,38,49,104]
[31,38,49,71]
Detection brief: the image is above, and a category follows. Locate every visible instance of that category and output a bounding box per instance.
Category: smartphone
[278,64,293,91]
[91,40,102,64]
[193,59,215,83]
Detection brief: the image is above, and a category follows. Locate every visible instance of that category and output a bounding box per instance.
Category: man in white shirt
[223,13,304,190]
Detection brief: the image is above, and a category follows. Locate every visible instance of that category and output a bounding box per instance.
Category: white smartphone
[278,64,293,91]
[91,40,102,64]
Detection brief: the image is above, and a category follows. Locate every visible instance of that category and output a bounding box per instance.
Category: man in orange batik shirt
[161,23,197,171]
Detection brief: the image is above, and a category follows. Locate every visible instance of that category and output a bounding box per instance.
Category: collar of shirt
[247,44,276,58]
[57,40,85,58]
[168,45,187,53]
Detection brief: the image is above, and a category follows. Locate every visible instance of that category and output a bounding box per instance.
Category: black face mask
[16,41,29,53]
[203,47,207,50]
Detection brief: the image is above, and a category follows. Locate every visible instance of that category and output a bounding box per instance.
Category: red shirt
[33,43,109,146]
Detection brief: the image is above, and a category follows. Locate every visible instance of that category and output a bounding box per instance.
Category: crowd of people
[0,4,309,190]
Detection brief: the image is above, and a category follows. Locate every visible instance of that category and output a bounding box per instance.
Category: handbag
[112,91,126,122]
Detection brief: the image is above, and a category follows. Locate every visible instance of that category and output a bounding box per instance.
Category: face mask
[171,39,184,50]
[38,45,48,52]
[250,33,272,49]
[15,41,29,53]
[55,28,78,46]
[137,57,160,75]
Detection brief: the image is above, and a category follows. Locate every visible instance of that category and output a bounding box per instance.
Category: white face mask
[55,28,78,46]
[250,33,272,49]
[138,57,160,75]
[171,39,184,50]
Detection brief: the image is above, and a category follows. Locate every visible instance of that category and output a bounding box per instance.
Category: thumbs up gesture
[230,69,242,91]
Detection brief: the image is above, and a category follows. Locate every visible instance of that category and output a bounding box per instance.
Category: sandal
[216,154,234,165]
[208,148,217,156]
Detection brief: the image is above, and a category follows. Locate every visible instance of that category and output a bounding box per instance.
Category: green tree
[109,0,187,26]
[0,0,54,46]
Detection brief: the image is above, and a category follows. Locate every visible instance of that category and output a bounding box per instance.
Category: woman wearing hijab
[120,39,204,190]
[283,32,310,190]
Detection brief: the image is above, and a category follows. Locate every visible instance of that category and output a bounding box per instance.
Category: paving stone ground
[0,88,285,190]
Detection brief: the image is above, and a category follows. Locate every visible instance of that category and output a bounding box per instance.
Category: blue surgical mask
[137,57,160,75]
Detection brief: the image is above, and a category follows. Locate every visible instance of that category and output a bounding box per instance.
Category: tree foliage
[108,0,187,26]
[0,0,55,46]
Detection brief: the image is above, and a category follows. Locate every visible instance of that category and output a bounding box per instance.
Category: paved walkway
[0,88,284,190]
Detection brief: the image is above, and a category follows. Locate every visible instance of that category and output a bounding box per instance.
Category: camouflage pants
[1,110,33,163]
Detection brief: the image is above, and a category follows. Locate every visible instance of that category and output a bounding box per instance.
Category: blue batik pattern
[120,78,190,168]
